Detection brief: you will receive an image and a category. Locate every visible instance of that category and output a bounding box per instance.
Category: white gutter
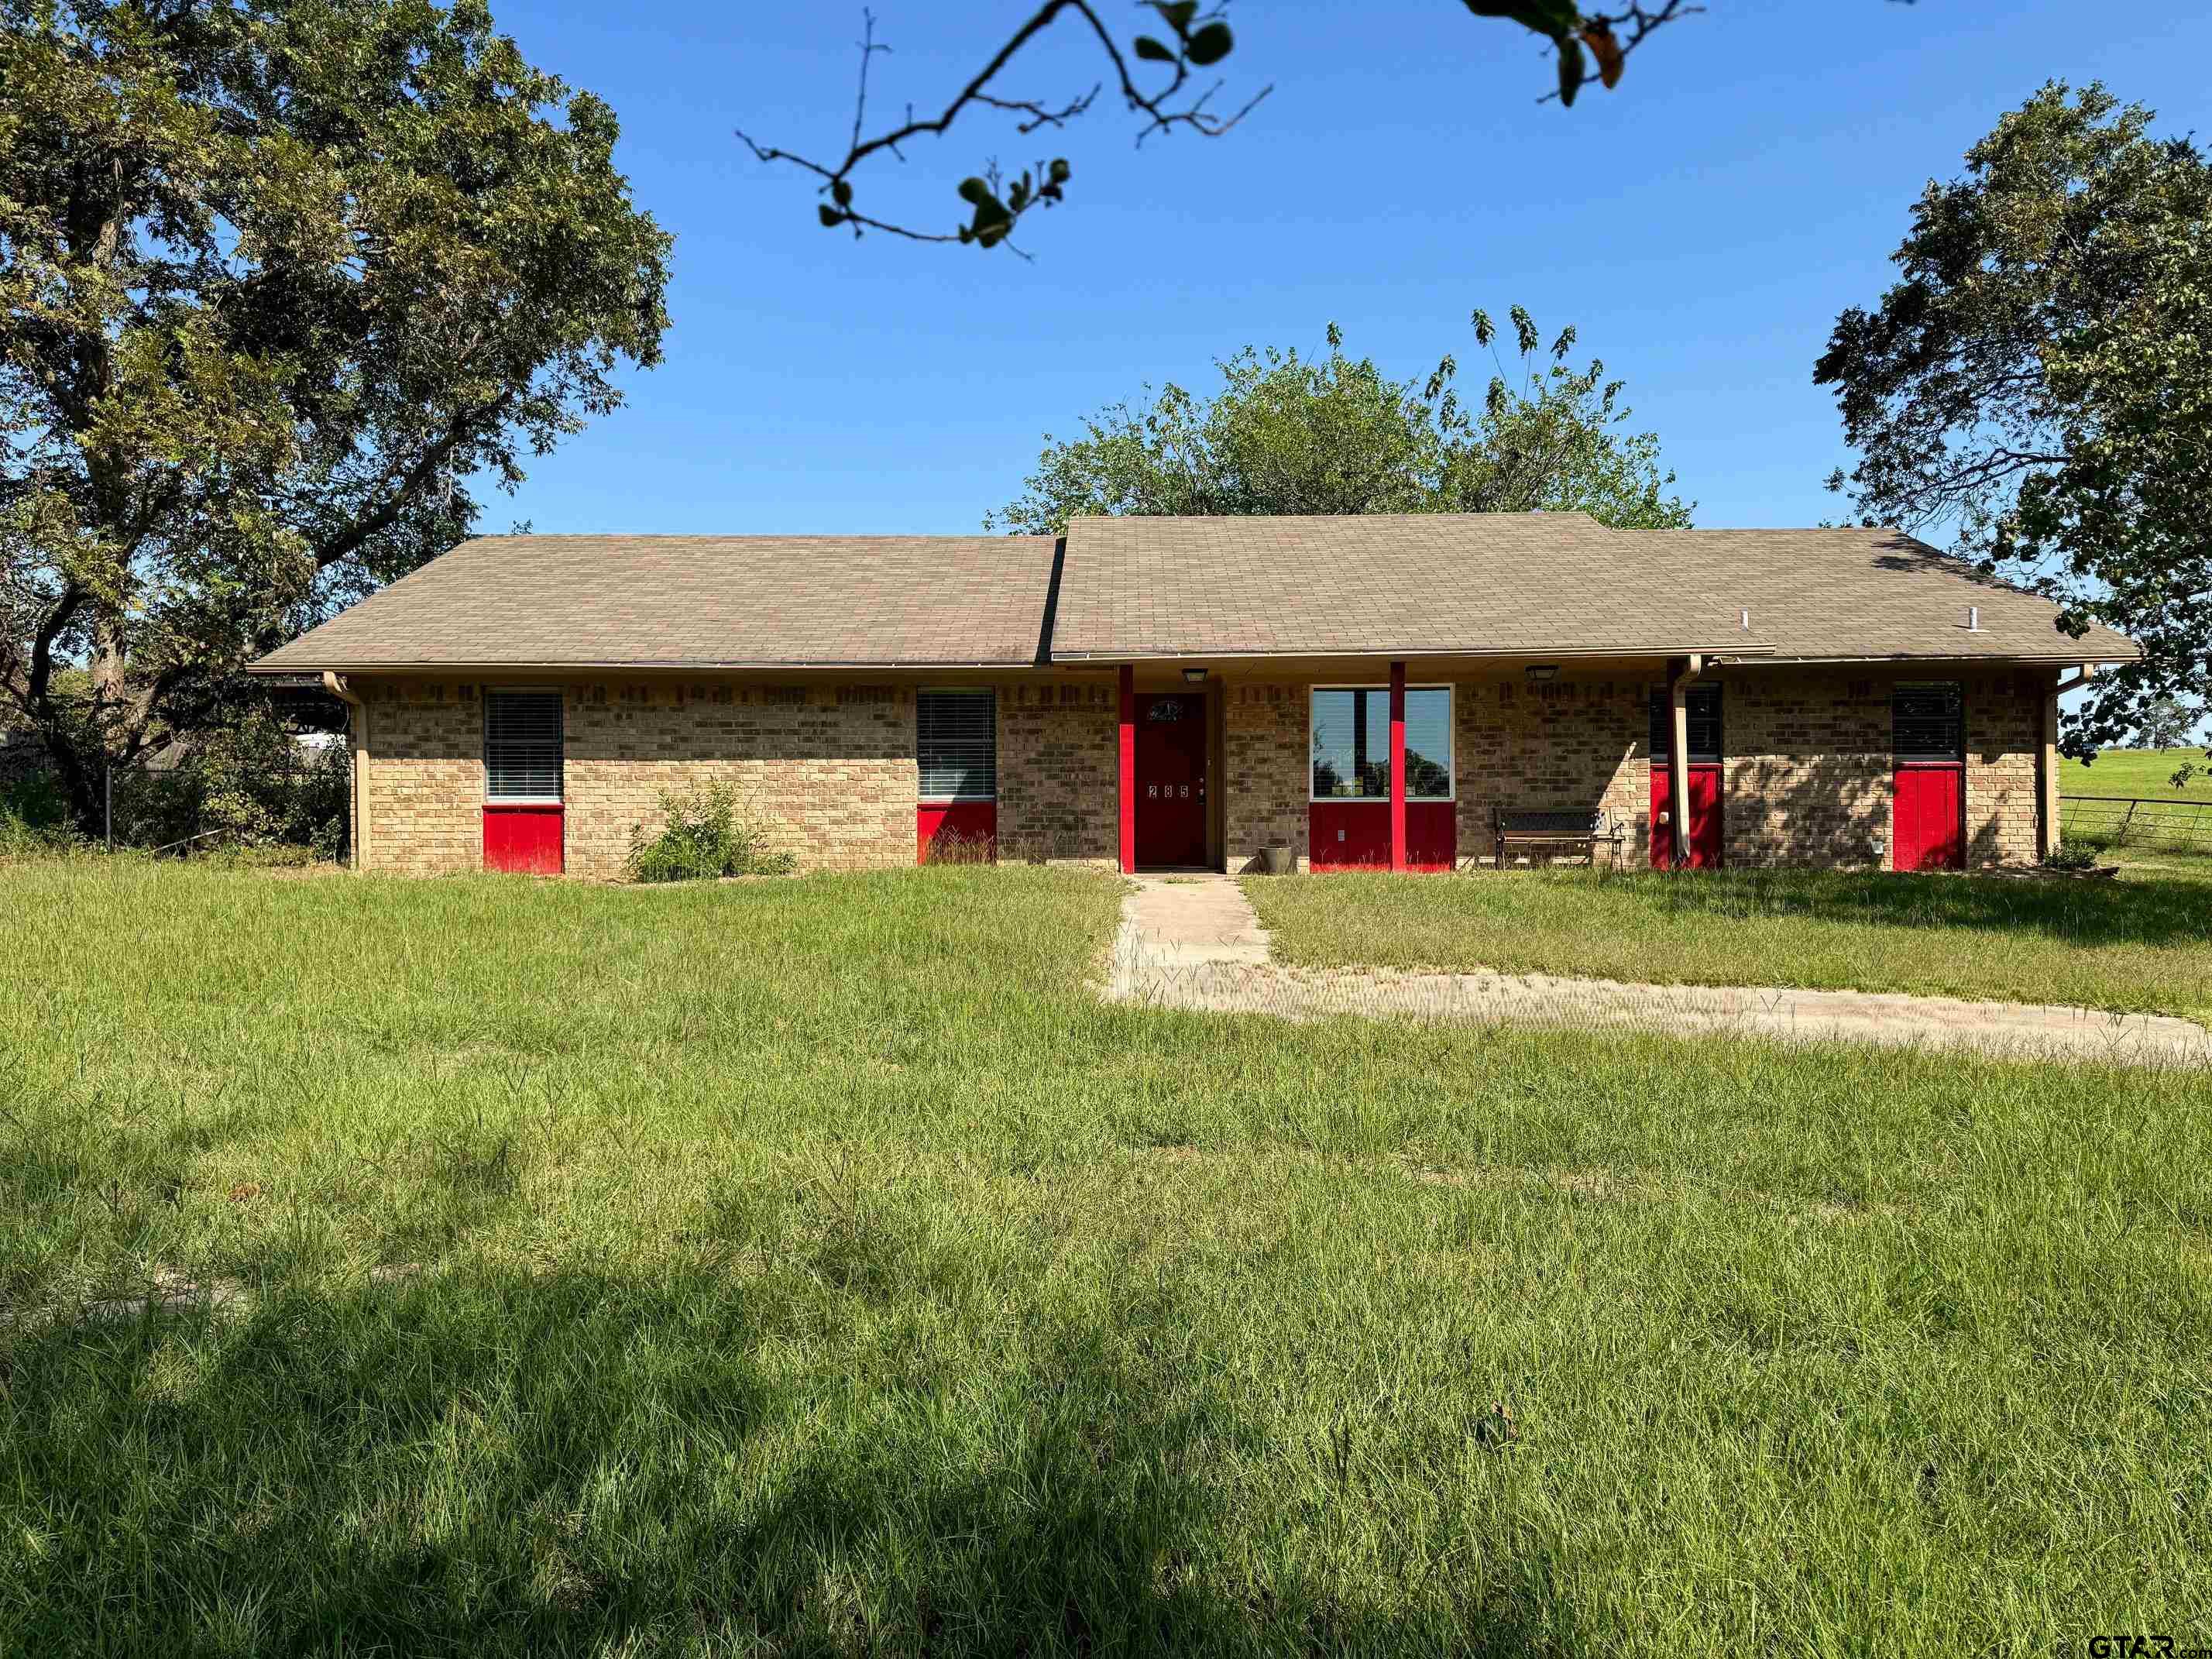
[322,672,368,872]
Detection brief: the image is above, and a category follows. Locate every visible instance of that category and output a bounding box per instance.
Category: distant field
[2060,747,2212,801]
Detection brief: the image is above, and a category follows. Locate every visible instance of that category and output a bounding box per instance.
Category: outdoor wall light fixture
[1182,667,1208,684]
[1525,665,1560,682]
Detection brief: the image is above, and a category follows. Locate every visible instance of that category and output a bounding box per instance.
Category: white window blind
[485,692,563,802]
[919,689,996,800]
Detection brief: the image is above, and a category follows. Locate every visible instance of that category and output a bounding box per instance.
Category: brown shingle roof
[252,534,1058,670]
[252,516,2139,675]
[1048,514,2140,664]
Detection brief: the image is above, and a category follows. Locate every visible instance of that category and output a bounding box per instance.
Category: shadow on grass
[0,1263,1579,1656]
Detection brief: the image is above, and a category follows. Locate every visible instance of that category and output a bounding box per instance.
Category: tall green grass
[1,862,2207,1654]
[1245,866,2212,1023]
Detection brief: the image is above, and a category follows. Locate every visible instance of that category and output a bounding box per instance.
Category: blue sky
[491,0,2212,539]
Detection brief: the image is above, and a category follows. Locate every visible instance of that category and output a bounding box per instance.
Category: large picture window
[1310,687,1451,802]
[1649,684,1723,762]
[919,689,997,801]
[484,691,562,802]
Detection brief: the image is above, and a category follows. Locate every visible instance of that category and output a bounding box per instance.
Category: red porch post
[1389,660,1407,872]
[1118,664,1136,874]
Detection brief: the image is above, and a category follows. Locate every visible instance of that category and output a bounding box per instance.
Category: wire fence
[2059,795,2212,855]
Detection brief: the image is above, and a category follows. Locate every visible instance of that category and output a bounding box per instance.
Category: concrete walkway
[1106,874,2212,1066]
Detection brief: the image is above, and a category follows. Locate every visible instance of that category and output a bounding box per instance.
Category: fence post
[2114,799,2137,847]
[104,761,112,853]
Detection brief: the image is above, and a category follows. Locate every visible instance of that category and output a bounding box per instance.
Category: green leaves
[0,0,671,797]
[1133,4,1232,70]
[987,310,1692,535]
[1817,82,2212,760]
[1555,33,1585,106]
[953,161,1070,250]
[1187,23,1234,67]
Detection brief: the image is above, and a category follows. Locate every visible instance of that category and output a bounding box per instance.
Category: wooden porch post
[1389,660,1407,872]
[1118,664,1136,874]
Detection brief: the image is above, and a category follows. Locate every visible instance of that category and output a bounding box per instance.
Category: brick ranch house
[251,514,2138,878]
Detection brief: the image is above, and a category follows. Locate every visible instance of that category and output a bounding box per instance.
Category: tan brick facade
[564,682,912,878]
[997,679,1119,867]
[351,664,2052,879]
[1220,665,2050,874]
[359,682,485,876]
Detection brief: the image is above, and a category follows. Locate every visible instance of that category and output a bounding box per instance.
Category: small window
[484,691,562,802]
[1893,682,1963,762]
[1310,687,1451,802]
[919,689,996,801]
[1650,684,1723,762]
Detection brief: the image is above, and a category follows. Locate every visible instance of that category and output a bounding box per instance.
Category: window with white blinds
[484,692,563,802]
[918,689,996,800]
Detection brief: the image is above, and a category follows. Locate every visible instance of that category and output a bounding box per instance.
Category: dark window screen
[484,692,563,801]
[1893,682,1963,762]
[1649,684,1723,761]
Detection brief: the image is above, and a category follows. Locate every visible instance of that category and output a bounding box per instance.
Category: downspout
[1669,653,1706,867]
[323,672,368,871]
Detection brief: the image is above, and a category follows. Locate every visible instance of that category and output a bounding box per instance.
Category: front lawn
[2,860,2208,1654]
[1245,866,2212,1022]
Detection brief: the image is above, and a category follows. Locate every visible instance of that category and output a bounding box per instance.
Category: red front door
[1894,764,1963,871]
[1650,765,1722,869]
[1135,693,1207,867]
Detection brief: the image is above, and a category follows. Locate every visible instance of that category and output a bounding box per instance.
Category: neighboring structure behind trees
[251,515,2138,879]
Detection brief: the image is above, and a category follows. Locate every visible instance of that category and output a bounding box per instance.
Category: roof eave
[247,657,1046,675]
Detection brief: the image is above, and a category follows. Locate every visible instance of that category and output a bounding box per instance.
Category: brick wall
[1715,668,1891,869]
[361,682,484,875]
[997,679,1118,867]
[1455,674,1645,864]
[353,665,2049,879]
[1963,669,2046,867]
[564,682,913,878]
[1224,684,1310,871]
[1221,665,2047,875]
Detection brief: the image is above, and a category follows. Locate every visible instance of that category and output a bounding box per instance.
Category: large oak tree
[0,0,672,826]
[1815,83,2210,767]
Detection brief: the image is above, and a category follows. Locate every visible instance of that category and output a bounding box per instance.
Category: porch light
[1182,667,1207,684]
[1525,665,1559,682]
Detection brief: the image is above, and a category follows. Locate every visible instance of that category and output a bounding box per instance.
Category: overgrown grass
[2,862,2209,1654]
[1245,867,2212,1022]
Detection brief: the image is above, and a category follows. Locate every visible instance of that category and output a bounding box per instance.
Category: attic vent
[1966,606,1982,632]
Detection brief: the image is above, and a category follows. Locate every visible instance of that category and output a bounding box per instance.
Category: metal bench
[1491,807,1626,871]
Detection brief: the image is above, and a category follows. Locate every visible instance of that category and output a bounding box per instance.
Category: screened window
[1893,682,1963,762]
[1310,687,1451,802]
[1649,684,1723,762]
[919,689,996,801]
[484,691,562,802]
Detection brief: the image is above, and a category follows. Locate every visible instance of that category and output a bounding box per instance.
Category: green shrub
[627,781,795,883]
[2041,839,2103,871]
